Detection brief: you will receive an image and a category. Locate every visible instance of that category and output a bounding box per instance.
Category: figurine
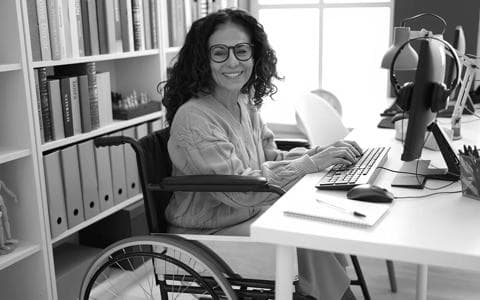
[0,180,18,254]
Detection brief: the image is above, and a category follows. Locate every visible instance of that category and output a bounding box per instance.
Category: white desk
[251,117,480,300]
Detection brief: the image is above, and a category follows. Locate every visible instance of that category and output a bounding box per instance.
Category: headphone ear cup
[396,82,414,111]
[430,82,450,112]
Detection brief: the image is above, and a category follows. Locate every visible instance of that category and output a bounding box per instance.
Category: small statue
[0,180,18,255]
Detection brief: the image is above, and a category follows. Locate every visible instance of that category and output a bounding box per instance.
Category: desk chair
[279,91,398,294]
[80,127,373,299]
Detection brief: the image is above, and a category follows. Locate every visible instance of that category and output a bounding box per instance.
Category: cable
[394,189,463,199]
[400,13,447,35]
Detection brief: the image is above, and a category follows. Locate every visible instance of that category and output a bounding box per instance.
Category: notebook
[284,197,391,227]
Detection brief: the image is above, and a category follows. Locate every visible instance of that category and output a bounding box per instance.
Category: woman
[162,8,361,300]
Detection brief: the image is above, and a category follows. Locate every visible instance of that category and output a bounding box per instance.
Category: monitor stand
[391,122,460,189]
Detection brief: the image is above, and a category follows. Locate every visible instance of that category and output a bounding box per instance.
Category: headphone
[389,36,461,113]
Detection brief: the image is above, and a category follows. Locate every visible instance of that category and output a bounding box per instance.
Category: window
[251,1,393,126]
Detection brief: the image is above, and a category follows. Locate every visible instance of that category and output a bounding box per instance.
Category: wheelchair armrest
[148,175,285,195]
[275,138,311,151]
[94,136,136,147]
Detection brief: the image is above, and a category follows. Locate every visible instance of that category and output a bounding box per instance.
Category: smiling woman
[159,8,362,300]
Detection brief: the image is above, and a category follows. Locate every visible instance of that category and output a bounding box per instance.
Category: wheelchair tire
[79,235,237,300]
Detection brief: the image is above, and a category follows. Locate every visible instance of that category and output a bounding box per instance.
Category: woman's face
[208,23,254,93]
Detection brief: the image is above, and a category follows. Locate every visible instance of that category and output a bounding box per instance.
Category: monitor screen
[401,38,446,161]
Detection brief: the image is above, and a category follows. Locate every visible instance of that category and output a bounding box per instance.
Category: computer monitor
[389,37,461,188]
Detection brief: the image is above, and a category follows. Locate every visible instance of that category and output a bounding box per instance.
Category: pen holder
[459,154,480,200]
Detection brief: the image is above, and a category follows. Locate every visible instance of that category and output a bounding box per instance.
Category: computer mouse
[346,184,394,203]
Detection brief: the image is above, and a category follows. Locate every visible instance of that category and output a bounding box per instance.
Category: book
[47,78,65,140]
[68,76,82,135]
[119,0,134,52]
[149,0,158,48]
[68,0,84,57]
[46,0,61,60]
[96,0,108,54]
[38,67,53,142]
[87,0,100,55]
[284,196,391,227]
[59,77,74,137]
[142,0,151,50]
[96,72,113,127]
[26,0,42,61]
[33,69,44,143]
[57,0,71,58]
[104,0,123,53]
[131,0,145,51]
[36,0,52,61]
[80,0,91,55]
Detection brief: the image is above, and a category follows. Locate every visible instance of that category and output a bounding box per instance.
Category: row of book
[167,0,239,47]
[27,0,160,61]
[34,62,113,143]
[44,119,164,238]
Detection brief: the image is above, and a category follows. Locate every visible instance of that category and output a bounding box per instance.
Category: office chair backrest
[295,92,349,147]
[138,127,172,234]
[311,88,343,117]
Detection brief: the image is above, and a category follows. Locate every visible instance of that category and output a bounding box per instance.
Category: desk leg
[415,264,428,300]
[276,245,295,300]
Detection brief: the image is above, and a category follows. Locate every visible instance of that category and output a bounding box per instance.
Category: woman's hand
[310,140,363,171]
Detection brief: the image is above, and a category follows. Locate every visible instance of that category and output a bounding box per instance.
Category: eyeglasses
[209,43,254,63]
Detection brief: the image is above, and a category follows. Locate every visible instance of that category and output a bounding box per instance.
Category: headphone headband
[389,36,461,97]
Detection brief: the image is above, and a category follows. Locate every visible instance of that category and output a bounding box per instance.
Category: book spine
[69,76,82,135]
[36,0,52,61]
[74,0,85,56]
[96,0,109,54]
[47,78,65,140]
[78,75,92,132]
[46,0,61,60]
[113,0,123,51]
[131,0,145,51]
[119,0,134,52]
[34,69,45,143]
[80,0,91,56]
[96,72,113,127]
[142,0,151,50]
[60,77,74,137]
[87,0,100,55]
[149,0,157,48]
[56,0,69,58]
[86,62,100,129]
[38,67,53,141]
[27,0,42,61]
[67,0,81,57]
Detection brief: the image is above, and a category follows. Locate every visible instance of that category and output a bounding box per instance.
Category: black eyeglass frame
[208,43,254,63]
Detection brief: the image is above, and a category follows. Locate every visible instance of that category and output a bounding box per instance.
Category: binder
[109,132,128,204]
[78,140,101,219]
[123,128,140,198]
[44,151,68,238]
[94,145,114,211]
[135,123,148,139]
[60,145,86,227]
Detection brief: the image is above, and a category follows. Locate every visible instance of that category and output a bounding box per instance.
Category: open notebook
[284,197,391,227]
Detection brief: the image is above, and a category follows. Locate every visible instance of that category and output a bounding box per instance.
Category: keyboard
[316,147,390,190]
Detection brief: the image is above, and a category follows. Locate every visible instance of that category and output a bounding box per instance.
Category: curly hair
[160,9,281,125]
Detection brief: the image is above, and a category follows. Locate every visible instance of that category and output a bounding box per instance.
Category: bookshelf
[0,0,169,299]
[0,0,52,299]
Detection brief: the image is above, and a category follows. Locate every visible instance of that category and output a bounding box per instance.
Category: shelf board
[32,49,161,68]
[52,194,143,244]
[0,242,41,270]
[41,110,164,152]
[0,148,31,164]
[0,63,22,72]
[166,47,181,54]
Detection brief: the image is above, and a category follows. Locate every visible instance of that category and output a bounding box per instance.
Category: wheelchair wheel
[80,235,237,300]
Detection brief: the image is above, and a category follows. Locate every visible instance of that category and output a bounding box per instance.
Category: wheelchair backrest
[137,127,172,234]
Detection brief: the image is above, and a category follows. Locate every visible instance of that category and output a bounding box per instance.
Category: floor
[201,240,480,300]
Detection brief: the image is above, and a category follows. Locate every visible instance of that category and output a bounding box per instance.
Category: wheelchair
[79,127,372,300]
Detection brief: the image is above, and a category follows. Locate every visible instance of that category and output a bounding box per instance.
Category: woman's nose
[225,49,240,66]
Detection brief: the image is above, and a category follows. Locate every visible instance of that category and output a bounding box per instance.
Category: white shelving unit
[0,0,52,299]
[0,0,170,299]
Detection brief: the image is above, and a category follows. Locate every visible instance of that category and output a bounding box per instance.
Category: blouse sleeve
[169,112,319,209]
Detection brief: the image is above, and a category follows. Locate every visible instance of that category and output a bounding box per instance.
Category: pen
[316,199,366,218]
